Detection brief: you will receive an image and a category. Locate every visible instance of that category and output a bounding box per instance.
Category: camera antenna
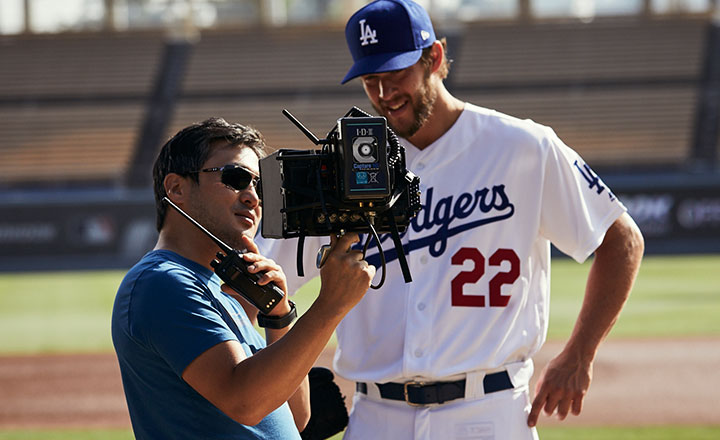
[282,109,325,145]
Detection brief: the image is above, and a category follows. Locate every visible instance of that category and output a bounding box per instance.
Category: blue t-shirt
[111,250,300,439]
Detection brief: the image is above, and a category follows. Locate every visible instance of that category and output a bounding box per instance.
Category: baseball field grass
[0,254,718,439]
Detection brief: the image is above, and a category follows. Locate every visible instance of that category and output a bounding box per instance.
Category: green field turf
[545,254,720,339]
[0,254,717,355]
[0,271,120,354]
[0,254,718,438]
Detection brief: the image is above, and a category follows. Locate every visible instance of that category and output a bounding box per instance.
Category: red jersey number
[451,248,520,307]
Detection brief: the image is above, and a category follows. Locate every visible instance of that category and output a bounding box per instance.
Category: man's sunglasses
[189,164,261,198]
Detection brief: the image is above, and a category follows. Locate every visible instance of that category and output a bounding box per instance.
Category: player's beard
[373,72,437,139]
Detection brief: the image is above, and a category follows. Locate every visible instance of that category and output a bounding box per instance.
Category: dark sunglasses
[190,164,261,198]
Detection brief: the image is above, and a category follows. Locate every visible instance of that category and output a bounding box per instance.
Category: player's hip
[345,383,538,440]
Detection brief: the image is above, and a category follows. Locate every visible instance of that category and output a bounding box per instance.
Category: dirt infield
[1,339,718,429]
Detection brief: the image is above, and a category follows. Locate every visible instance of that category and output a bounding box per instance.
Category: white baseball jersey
[258,103,626,386]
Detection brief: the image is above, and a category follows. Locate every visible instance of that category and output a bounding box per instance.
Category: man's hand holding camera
[317,233,376,317]
[225,233,375,323]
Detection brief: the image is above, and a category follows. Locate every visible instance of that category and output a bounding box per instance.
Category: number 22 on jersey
[450,248,520,307]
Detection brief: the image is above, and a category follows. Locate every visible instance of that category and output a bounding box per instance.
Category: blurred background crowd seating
[1,0,719,270]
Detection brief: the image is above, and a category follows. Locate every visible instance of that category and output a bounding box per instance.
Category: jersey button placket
[404,158,433,377]
[404,236,432,375]
[401,225,420,375]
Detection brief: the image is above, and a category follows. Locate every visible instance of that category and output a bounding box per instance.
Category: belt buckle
[403,380,426,407]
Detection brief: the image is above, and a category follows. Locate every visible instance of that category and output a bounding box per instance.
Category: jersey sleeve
[127,267,241,376]
[255,233,323,295]
[538,128,627,263]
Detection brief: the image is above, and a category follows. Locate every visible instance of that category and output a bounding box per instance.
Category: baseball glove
[300,367,349,440]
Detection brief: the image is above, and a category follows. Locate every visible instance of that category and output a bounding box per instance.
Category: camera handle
[313,212,403,290]
[313,215,388,290]
[361,214,387,289]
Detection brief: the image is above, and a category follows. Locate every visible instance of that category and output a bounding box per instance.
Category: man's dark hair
[420,37,451,79]
[152,117,267,231]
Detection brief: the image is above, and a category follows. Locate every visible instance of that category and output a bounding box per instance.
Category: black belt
[356,370,513,406]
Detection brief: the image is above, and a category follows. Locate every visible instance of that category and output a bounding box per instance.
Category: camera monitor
[260,107,421,288]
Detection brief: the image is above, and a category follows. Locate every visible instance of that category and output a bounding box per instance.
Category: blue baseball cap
[341,0,436,84]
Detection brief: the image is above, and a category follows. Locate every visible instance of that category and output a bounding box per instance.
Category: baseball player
[257,1,644,439]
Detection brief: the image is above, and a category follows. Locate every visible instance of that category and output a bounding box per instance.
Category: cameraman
[257,1,644,439]
[111,118,375,439]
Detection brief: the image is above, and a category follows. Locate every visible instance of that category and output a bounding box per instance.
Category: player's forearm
[565,213,644,361]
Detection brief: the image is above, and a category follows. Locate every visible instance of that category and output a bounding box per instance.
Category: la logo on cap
[359,19,378,46]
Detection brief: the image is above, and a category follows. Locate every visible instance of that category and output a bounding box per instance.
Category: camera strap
[387,211,412,283]
[297,234,305,277]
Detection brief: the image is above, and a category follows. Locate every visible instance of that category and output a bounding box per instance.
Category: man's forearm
[287,374,310,431]
[527,213,644,427]
[565,213,644,361]
[265,319,311,430]
[227,300,346,424]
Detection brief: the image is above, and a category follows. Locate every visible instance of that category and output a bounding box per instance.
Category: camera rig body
[260,107,422,287]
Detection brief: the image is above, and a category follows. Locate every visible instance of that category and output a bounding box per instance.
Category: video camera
[259,107,422,288]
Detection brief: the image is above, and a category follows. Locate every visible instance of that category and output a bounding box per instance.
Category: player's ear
[429,41,444,74]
